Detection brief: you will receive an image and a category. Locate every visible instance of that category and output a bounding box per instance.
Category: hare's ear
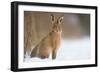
[51,14,55,24]
[58,16,64,24]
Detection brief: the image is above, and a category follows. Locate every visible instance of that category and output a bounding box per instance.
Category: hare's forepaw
[52,56,56,60]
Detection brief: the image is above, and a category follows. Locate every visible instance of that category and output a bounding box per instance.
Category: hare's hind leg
[38,47,50,59]
[30,47,38,57]
[39,54,49,59]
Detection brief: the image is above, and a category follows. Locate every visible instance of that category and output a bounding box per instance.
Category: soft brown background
[24,11,90,54]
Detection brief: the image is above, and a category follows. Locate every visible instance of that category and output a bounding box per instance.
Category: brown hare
[30,14,63,59]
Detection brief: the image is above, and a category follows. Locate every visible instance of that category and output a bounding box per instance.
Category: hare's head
[51,14,64,33]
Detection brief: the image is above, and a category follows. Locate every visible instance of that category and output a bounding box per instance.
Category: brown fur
[30,15,63,59]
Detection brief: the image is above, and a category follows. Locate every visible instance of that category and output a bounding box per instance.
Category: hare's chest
[52,32,61,45]
[56,33,61,42]
[54,32,61,37]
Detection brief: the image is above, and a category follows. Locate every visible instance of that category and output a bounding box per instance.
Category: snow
[24,37,91,62]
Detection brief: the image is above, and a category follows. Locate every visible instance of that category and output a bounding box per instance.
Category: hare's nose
[57,29,59,32]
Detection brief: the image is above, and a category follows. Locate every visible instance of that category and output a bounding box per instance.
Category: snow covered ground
[24,37,91,62]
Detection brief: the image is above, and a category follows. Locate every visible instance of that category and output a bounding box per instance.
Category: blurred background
[24,11,90,60]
